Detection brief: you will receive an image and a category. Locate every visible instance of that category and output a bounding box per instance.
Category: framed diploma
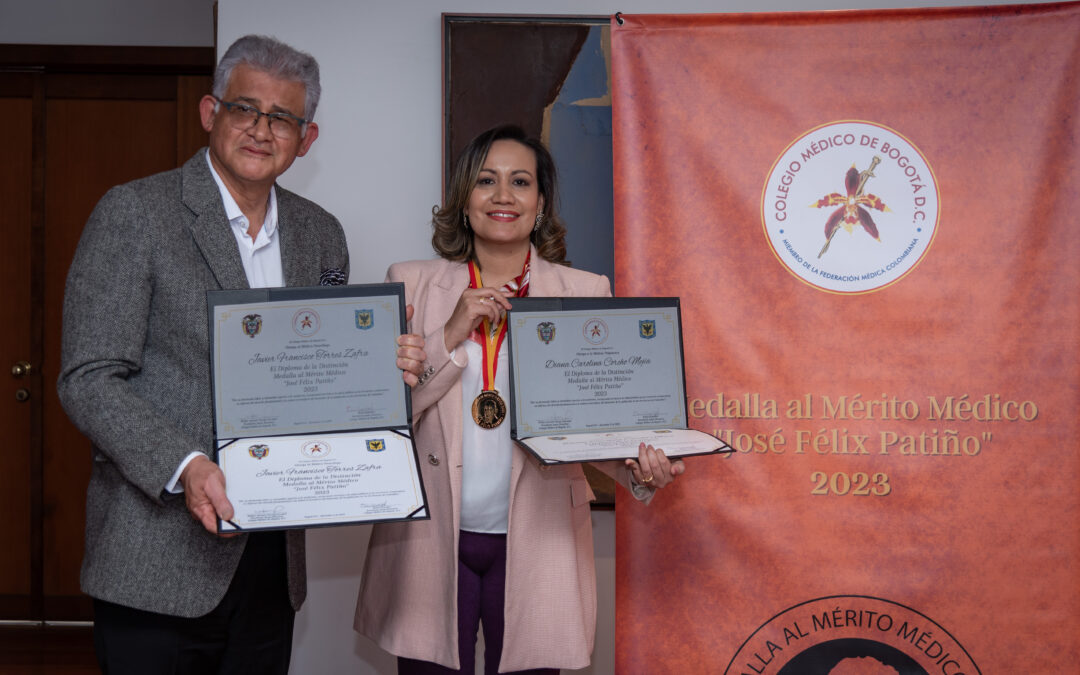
[207,284,428,532]
[506,297,732,464]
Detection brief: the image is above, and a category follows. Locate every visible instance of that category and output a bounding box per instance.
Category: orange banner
[611,4,1080,673]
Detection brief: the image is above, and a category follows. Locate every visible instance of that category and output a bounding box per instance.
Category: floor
[0,626,97,675]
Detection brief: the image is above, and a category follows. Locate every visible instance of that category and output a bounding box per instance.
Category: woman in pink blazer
[355,125,683,674]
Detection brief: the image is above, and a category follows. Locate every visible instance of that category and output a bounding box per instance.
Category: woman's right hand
[625,443,685,490]
[443,285,514,352]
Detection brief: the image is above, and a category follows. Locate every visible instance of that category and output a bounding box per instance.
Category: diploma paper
[523,428,722,463]
[218,431,425,531]
[507,298,729,463]
[210,288,407,437]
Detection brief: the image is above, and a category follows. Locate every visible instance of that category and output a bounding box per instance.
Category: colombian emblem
[355,309,374,330]
[639,319,656,339]
[762,121,939,294]
[726,595,980,674]
[292,308,321,337]
[366,438,385,452]
[583,318,609,345]
[241,314,262,338]
[536,321,556,344]
[247,444,269,459]
[300,440,330,458]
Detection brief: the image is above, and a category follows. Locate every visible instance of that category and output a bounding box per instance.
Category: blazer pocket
[570,476,596,508]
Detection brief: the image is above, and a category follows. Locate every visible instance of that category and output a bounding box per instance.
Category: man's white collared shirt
[206,152,284,288]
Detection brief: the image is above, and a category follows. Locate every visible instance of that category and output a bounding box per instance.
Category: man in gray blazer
[58,35,424,674]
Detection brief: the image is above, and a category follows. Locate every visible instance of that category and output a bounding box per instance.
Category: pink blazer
[354,251,639,671]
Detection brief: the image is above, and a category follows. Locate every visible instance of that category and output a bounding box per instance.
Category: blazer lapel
[428,259,470,330]
[183,150,249,291]
[276,189,310,287]
[527,248,571,298]
[510,247,564,488]
[430,260,470,473]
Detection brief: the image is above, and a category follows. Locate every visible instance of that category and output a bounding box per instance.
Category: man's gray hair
[213,34,321,121]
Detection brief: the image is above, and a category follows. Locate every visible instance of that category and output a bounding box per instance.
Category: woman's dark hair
[432,124,567,264]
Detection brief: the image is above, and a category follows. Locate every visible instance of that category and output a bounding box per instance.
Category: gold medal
[466,256,529,430]
[471,390,506,429]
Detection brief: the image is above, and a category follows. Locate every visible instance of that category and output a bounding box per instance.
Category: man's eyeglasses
[212,96,308,140]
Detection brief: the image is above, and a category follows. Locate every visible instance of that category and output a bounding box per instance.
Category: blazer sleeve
[57,185,207,503]
[386,261,465,419]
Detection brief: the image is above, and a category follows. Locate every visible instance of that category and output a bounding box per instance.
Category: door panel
[0,47,211,622]
[0,94,35,617]
[42,96,182,615]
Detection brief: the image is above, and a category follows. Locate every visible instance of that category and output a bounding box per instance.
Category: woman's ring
[642,474,654,484]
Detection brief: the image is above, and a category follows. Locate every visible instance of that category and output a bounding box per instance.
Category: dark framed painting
[443,14,618,506]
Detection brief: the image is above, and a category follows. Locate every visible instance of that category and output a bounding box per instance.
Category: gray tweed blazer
[57,148,349,617]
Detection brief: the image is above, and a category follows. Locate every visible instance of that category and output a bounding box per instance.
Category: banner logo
[583,318,609,345]
[725,595,980,675]
[762,121,939,294]
[292,308,321,337]
[300,440,330,458]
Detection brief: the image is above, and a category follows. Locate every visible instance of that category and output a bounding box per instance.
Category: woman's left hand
[625,442,685,489]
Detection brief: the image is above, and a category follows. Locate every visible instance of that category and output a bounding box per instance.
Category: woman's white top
[458,338,513,534]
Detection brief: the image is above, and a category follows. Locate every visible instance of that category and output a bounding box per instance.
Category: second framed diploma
[507,297,732,464]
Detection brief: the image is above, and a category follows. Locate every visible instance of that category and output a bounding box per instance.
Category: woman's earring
[534,213,544,232]
[463,212,470,230]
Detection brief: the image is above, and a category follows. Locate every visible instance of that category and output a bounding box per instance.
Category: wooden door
[0,72,37,620]
[0,46,211,621]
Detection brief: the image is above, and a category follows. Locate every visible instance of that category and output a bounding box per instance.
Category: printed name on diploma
[543,355,653,369]
[248,347,370,365]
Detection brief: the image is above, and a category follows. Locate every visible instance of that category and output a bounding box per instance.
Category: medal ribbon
[467,252,530,393]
